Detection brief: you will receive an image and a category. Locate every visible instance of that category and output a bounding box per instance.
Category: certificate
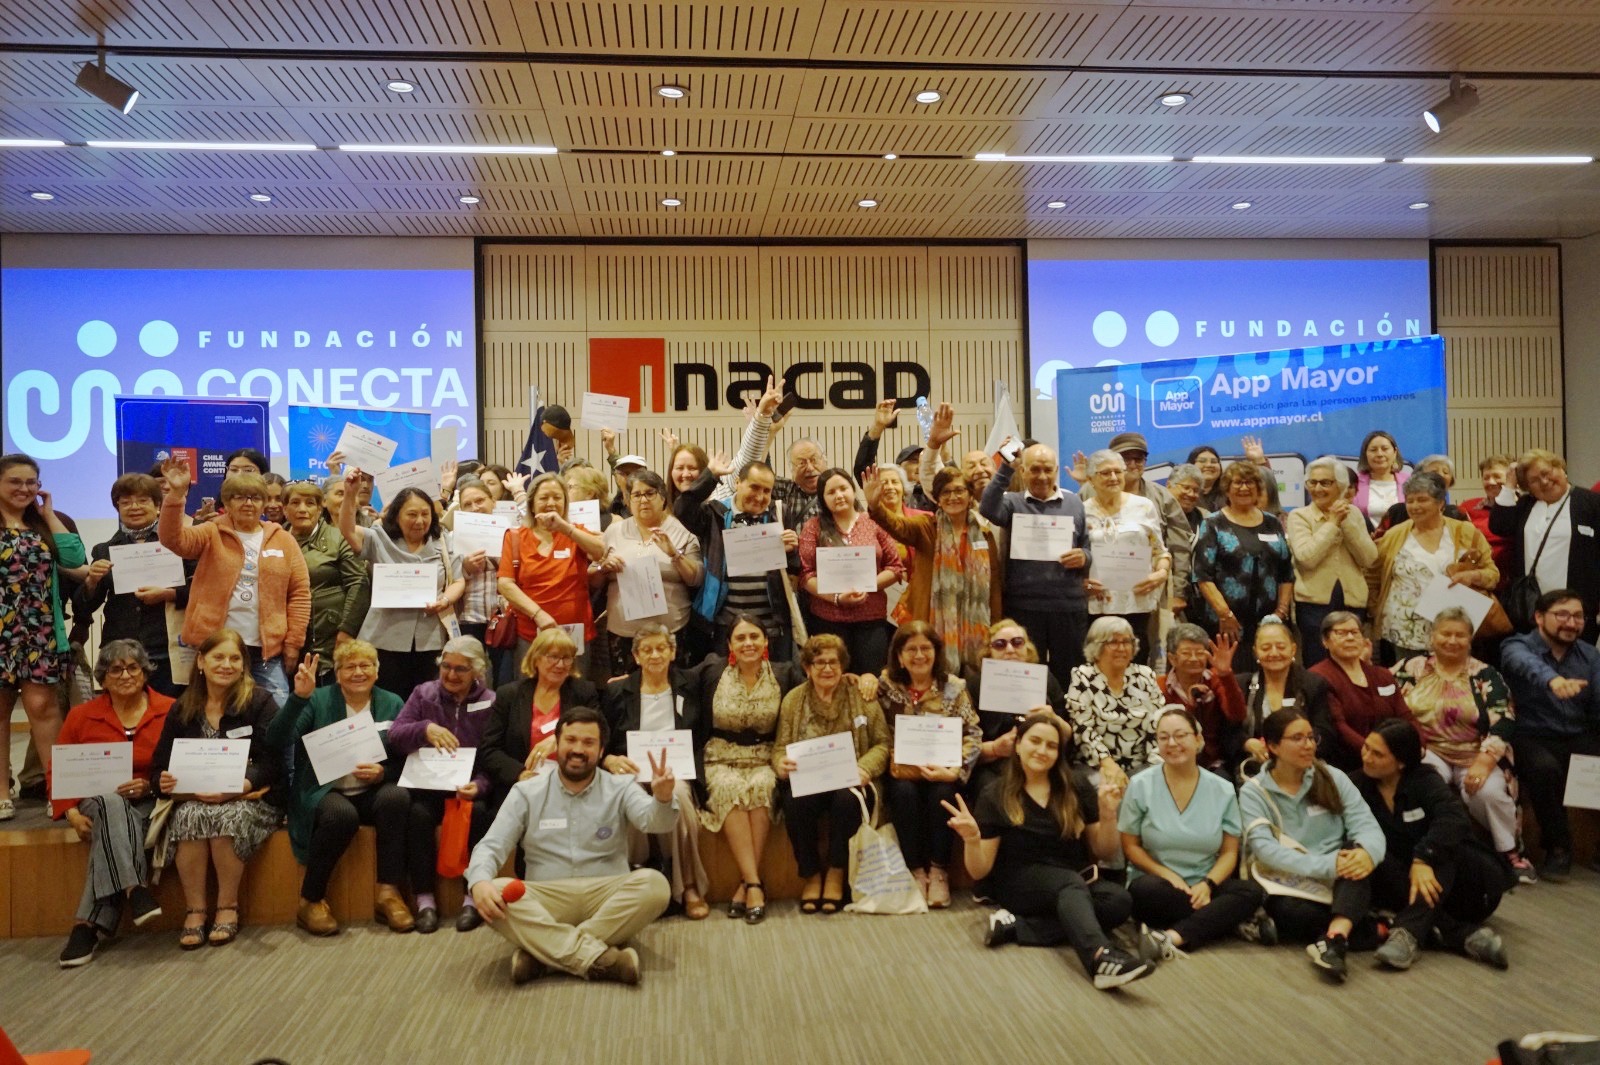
[625,729,698,782]
[568,498,601,530]
[581,391,630,433]
[979,659,1050,714]
[723,523,787,577]
[371,563,439,609]
[494,500,520,516]
[108,542,185,594]
[893,716,963,768]
[561,623,586,655]
[51,742,133,801]
[1090,540,1153,594]
[398,747,477,792]
[815,546,876,595]
[617,554,667,621]
[430,425,458,463]
[1413,574,1494,632]
[787,734,862,798]
[453,511,516,556]
[333,423,399,473]
[303,710,389,786]
[1565,754,1600,810]
[374,457,438,501]
[168,738,249,793]
[1010,514,1076,562]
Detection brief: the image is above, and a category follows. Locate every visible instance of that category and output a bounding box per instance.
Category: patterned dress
[1064,663,1165,774]
[169,719,283,861]
[1190,510,1295,674]
[698,663,782,831]
[0,527,68,685]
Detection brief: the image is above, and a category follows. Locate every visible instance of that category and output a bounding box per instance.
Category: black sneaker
[128,886,162,927]
[59,924,99,969]
[1306,934,1349,981]
[1089,946,1153,990]
[1236,911,1278,947]
[984,908,1018,948]
[1541,848,1572,883]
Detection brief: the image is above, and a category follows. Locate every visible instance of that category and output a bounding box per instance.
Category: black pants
[302,784,413,902]
[990,864,1132,966]
[1010,606,1087,687]
[1127,875,1265,950]
[806,617,891,678]
[1264,877,1373,946]
[782,783,873,879]
[1370,847,1503,951]
[1516,732,1600,852]
[406,790,493,887]
[377,650,439,706]
[145,656,182,698]
[884,777,958,870]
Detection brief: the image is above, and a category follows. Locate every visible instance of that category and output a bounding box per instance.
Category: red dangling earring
[728,647,738,666]
[762,646,770,660]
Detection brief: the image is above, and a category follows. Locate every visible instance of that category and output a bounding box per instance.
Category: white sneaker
[1138,925,1187,963]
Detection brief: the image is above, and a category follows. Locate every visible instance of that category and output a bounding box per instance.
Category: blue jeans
[247,647,290,707]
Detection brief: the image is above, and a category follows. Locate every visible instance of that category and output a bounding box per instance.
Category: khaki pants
[488,870,670,977]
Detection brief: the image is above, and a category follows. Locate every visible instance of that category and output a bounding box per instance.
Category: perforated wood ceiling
[3,0,1600,239]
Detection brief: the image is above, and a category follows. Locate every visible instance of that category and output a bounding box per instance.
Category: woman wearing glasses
[964,620,1069,799]
[596,470,704,666]
[1286,457,1379,666]
[1119,707,1265,959]
[1065,617,1164,790]
[1079,450,1171,668]
[1309,611,1413,774]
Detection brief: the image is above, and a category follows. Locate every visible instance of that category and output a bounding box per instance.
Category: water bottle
[914,396,934,440]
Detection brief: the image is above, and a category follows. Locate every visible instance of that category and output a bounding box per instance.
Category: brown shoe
[297,899,339,937]
[374,893,415,933]
[588,946,641,985]
[511,948,548,985]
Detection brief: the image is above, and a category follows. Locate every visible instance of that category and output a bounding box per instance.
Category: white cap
[616,454,649,469]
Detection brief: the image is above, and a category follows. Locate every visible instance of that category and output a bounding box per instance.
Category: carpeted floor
[3,870,1597,1065]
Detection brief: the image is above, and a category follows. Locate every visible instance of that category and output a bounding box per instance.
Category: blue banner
[115,396,271,512]
[1055,336,1448,507]
[286,405,435,507]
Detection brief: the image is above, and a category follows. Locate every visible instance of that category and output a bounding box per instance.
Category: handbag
[1506,495,1569,630]
[436,796,472,878]
[1241,778,1335,904]
[484,528,521,650]
[844,786,927,915]
[143,797,176,881]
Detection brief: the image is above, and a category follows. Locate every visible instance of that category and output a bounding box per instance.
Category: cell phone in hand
[1000,439,1023,462]
[774,392,802,420]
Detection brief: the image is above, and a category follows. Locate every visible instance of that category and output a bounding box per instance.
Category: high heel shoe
[743,882,767,925]
[179,909,209,951]
[728,884,748,919]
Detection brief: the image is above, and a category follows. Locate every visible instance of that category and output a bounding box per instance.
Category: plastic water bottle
[914,396,934,440]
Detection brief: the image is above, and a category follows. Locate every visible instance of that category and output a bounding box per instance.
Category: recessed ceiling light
[0,138,67,148]
[1409,201,1431,210]
[28,191,55,201]
[1046,200,1067,209]
[459,194,480,204]
[661,149,676,156]
[656,85,687,99]
[858,198,878,208]
[1160,92,1192,107]
[1231,201,1252,210]
[914,90,942,104]
[661,197,682,206]
[882,153,897,161]
[386,80,415,94]
[249,193,272,203]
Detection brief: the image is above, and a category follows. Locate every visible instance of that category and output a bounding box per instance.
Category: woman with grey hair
[1287,457,1378,665]
[1080,450,1171,667]
[388,635,496,933]
[1165,463,1207,534]
[1378,454,1467,532]
[1065,616,1165,788]
[51,639,176,967]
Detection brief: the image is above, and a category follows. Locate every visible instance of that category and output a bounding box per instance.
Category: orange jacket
[50,690,175,818]
[158,494,311,662]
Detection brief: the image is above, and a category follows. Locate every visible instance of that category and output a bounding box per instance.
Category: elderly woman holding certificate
[595,470,704,667]
[1080,450,1171,667]
[497,472,604,673]
[267,639,413,938]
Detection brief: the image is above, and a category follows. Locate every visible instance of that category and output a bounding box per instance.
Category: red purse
[484,527,521,650]
[436,797,472,878]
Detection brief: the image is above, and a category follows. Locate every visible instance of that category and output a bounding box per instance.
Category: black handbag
[1505,495,1568,630]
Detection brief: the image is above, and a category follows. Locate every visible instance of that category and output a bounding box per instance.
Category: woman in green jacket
[283,480,369,684]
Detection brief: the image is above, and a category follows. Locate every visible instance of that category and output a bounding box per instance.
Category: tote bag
[1241,779,1335,905]
[844,787,927,915]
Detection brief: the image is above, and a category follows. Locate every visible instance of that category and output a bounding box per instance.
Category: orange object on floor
[0,1027,91,1065]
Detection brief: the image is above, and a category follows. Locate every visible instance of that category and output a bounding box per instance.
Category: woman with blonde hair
[479,626,599,797]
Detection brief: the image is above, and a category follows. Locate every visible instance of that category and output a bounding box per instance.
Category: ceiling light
[1190,155,1384,165]
[29,191,55,201]
[914,90,942,104]
[660,197,681,206]
[1402,155,1592,165]
[1409,201,1431,210]
[1231,201,1252,210]
[1160,92,1192,107]
[1046,201,1067,209]
[661,149,676,156]
[1423,74,1479,134]
[883,153,897,160]
[858,198,878,208]
[458,194,480,204]
[975,153,1175,164]
[249,193,272,203]
[337,144,557,155]
[0,138,67,148]
[88,140,318,151]
[386,80,415,94]
[656,85,687,99]
[75,51,139,114]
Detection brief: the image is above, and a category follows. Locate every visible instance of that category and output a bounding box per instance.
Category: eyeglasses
[1546,610,1585,623]
[630,489,660,501]
[990,636,1027,651]
[1305,478,1337,488]
[104,663,144,677]
[540,653,576,665]
[438,663,475,675]
[229,494,265,504]
[1280,732,1319,746]
[1103,637,1135,647]
[2,477,41,489]
[1156,730,1194,744]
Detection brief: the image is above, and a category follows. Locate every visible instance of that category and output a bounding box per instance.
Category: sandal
[820,870,846,914]
[0,798,15,821]
[744,882,767,925]
[727,884,748,919]
[208,903,240,947]
[179,909,209,951]
[799,876,823,915]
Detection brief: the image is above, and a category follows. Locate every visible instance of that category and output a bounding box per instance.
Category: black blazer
[602,666,710,784]
[1356,765,1471,869]
[479,675,600,796]
[1489,486,1600,641]
[148,688,284,805]
[1234,667,1336,759]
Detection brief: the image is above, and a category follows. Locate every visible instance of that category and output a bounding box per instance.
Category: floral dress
[699,663,782,832]
[1381,534,1454,654]
[0,527,71,686]
[1064,664,1165,774]
[1190,511,1294,674]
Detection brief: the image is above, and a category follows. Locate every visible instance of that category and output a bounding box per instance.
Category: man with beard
[468,706,679,985]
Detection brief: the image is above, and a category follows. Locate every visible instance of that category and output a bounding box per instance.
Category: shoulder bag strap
[1528,494,1570,571]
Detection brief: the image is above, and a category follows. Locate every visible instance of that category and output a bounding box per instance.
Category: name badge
[1580,525,1595,538]
[376,720,393,732]
[1378,684,1396,696]
[554,548,572,559]
[539,717,558,734]
[1306,804,1329,817]
[1402,808,1425,823]
[263,548,284,558]
[854,715,868,729]
[1281,697,1296,707]
[974,540,989,551]
[226,725,252,739]
[467,699,493,713]
[538,818,567,831]
[1257,533,1281,543]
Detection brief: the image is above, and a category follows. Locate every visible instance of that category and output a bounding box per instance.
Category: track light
[1423,75,1478,134]
[75,51,139,114]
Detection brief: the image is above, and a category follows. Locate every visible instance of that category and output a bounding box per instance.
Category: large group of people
[4,405,1597,994]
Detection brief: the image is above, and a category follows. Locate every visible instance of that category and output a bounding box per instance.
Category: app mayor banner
[1055,336,1447,508]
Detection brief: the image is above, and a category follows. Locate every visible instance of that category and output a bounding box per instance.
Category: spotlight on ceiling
[75,51,140,114]
[656,85,687,99]
[914,90,942,104]
[882,153,897,160]
[29,191,56,201]
[661,149,676,156]
[1159,92,1192,108]
[660,197,682,206]
[386,80,415,94]
[1423,75,1479,134]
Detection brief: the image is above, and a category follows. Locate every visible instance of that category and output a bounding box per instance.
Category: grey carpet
[3,872,1597,1065]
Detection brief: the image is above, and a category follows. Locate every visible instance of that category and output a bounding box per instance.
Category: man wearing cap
[1077,432,1192,615]
[851,399,933,510]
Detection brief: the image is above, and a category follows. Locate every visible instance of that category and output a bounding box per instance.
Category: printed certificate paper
[303,710,389,786]
[168,739,249,794]
[787,734,861,797]
[51,742,133,801]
